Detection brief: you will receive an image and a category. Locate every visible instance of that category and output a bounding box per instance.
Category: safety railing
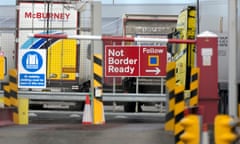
[0,90,166,102]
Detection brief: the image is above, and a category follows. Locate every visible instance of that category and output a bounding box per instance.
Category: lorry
[171,6,196,90]
[17,1,79,89]
[120,14,178,112]
[0,0,235,113]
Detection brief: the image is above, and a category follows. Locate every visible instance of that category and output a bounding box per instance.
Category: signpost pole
[228,0,238,117]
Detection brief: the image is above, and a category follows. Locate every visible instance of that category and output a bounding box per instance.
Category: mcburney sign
[104,45,167,77]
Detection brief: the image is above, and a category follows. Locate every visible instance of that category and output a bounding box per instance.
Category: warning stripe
[93,54,103,88]
[165,62,176,132]
[9,69,18,124]
[3,85,11,107]
[174,85,185,144]
[93,54,105,124]
[190,68,199,106]
[165,90,175,129]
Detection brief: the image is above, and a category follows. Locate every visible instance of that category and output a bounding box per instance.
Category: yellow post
[18,97,29,125]
[189,67,200,106]
[174,85,185,144]
[0,96,4,107]
[180,114,201,144]
[214,115,239,144]
[9,69,18,124]
[93,54,105,124]
[0,56,5,80]
[3,85,11,107]
[165,62,176,132]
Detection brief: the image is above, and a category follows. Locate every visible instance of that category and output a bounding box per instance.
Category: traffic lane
[0,123,174,144]
[28,110,166,124]
[0,113,174,144]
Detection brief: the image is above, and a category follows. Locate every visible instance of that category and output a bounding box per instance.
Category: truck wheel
[70,102,84,111]
[30,104,44,110]
[124,102,142,112]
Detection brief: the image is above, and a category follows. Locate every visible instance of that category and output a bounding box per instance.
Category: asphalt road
[0,111,174,144]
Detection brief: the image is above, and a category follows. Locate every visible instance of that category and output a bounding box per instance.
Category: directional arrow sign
[145,67,161,75]
[140,46,166,76]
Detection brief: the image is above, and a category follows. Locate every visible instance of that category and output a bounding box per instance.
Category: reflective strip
[93,54,105,124]
[93,54,103,87]
[165,62,176,132]
[174,85,185,144]
[3,85,11,107]
[9,69,18,124]
[190,68,199,106]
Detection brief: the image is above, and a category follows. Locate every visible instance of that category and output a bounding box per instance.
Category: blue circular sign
[22,51,43,72]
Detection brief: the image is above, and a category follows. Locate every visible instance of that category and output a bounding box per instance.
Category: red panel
[105,46,139,77]
[139,46,167,76]
[197,36,219,124]
[104,45,167,77]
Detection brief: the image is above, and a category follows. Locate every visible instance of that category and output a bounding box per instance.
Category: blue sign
[19,74,45,87]
[148,56,159,66]
[22,51,43,72]
[150,57,157,65]
[18,49,46,88]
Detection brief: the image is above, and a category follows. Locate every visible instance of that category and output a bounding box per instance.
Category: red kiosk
[197,31,219,124]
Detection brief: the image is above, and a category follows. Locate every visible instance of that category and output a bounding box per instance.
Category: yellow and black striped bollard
[174,85,185,144]
[165,62,176,132]
[3,84,11,107]
[93,54,105,124]
[9,69,18,124]
[189,68,199,107]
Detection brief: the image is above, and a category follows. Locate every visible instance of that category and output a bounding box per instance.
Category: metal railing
[0,90,166,102]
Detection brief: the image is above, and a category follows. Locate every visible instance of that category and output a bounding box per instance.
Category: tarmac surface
[0,111,174,144]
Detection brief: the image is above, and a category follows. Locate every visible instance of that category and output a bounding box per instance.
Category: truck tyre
[124,102,142,112]
[70,102,84,111]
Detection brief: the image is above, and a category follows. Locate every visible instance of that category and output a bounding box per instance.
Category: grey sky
[0,0,195,5]
[0,0,15,5]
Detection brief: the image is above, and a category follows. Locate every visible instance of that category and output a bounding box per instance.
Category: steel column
[228,0,238,117]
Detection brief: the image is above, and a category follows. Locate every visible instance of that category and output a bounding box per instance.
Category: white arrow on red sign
[145,67,161,75]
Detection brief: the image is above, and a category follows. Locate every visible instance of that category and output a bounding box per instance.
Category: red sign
[104,45,167,77]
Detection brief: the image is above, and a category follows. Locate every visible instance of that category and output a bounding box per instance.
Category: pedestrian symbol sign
[18,49,46,88]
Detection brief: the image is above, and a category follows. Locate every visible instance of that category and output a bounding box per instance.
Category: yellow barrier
[18,98,29,125]
[190,68,200,106]
[174,85,185,144]
[165,62,176,132]
[93,54,105,124]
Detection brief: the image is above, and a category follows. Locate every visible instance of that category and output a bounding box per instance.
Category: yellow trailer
[172,6,196,90]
